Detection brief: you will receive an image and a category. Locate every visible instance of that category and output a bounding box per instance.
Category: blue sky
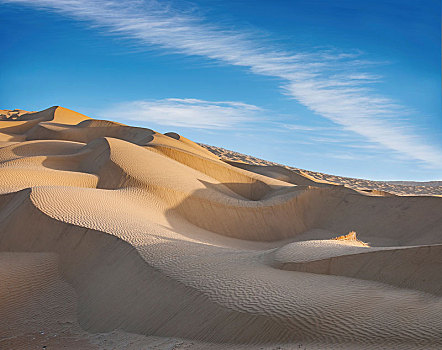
[1,0,441,180]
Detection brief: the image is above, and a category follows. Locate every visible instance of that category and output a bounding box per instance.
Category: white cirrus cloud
[98,98,261,129]
[3,0,442,167]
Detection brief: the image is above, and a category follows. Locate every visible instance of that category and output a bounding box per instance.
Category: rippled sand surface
[1,106,441,349]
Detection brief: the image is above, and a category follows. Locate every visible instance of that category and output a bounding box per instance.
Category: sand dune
[0,107,441,349]
[202,144,442,196]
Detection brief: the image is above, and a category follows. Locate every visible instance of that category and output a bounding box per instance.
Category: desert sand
[0,106,441,350]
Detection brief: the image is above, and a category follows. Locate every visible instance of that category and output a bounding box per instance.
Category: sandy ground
[0,106,441,350]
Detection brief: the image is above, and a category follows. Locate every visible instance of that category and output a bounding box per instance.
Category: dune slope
[0,107,441,349]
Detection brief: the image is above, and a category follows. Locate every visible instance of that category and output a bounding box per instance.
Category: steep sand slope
[0,107,441,349]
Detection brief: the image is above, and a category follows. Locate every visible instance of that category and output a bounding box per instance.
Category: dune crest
[0,107,441,349]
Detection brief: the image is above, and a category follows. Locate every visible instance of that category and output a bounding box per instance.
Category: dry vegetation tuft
[332,231,369,247]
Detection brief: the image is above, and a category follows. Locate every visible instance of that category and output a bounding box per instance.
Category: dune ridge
[0,106,441,349]
[202,144,442,196]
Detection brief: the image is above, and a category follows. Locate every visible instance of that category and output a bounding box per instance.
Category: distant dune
[201,144,442,196]
[387,180,442,186]
[0,107,441,349]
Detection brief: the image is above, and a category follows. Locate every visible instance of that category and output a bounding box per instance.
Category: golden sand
[0,106,441,349]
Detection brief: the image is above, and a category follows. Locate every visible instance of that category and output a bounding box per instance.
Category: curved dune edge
[0,107,441,349]
[271,240,442,295]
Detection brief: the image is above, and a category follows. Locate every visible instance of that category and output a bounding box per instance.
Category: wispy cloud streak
[4,0,441,167]
[98,98,260,129]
